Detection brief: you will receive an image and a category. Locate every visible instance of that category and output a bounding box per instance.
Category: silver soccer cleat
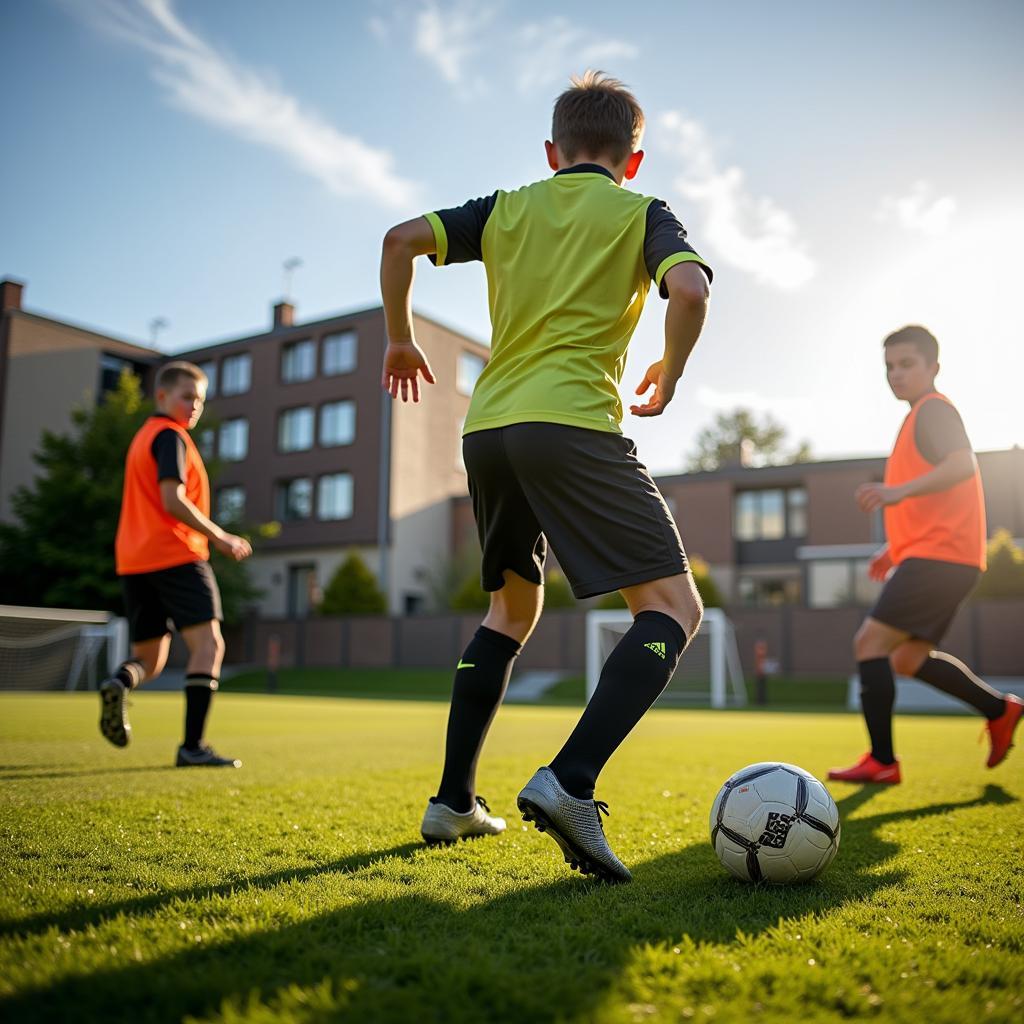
[420,795,506,845]
[517,766,632,883]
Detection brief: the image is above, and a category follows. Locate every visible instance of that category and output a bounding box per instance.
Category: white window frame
[319,400,356,447]
[279,407,315,453]
[281,339,317,383]
[221,353,252,396]
[219,418,249,461]
[317,473,354,521]
[322,330,358,376]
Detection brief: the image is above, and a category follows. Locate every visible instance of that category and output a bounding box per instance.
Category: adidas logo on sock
[644,641,666,659]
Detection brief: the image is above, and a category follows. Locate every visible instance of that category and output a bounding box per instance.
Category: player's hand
[630,361,678,417]
[867,547,893,582]
[855,482,904,513]
[382,339,436,402]
[214,533,252,561]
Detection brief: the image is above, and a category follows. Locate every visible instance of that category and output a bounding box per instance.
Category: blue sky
[3,0,1023,473]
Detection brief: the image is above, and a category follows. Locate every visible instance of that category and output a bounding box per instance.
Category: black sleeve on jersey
[428,193,499,265]
[151,429,186,483]
[914,398,972,465]
[644,200,713,297]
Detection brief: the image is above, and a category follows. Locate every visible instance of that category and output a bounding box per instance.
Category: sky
[2,0,1023,474]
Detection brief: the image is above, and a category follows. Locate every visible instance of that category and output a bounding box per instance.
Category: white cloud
[695,384,814,419]
[515,18,638,95]
[76,0,419,209]
[414,0,492,90]
[657,112,816,290]
[876,180,956,236]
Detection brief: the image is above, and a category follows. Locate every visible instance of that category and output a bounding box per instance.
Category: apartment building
[176,301,489,617]
[0,279,159,522]
[656,450,1024,609]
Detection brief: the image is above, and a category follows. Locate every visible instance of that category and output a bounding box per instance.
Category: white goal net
[586,608,746,708]
[0,605,128,692]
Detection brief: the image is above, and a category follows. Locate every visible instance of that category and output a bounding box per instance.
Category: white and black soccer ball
[709,762,840,883]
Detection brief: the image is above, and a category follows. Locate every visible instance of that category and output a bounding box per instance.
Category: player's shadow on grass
[2,783,1013,1024]
[0,765,176,781]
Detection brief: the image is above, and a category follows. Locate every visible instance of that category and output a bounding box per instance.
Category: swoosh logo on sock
[457,660,475,670]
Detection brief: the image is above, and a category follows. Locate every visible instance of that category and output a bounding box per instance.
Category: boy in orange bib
[829,326,1021,783]
[100,361,252,767]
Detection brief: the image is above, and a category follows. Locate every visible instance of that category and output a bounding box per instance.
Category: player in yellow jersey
[379,72,712,881]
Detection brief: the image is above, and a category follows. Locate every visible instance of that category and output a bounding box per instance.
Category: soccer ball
[709,762,840,883]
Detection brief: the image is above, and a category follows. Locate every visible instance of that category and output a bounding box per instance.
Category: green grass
[1,692,1021,1023]
[223,668,850,710]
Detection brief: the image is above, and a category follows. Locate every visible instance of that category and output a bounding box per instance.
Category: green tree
[973,530,1024,599]
[595,556,723,610]
[0,371,151,610]
[687,408,812,472]
[319,552,388,615]
[0,370,260,623]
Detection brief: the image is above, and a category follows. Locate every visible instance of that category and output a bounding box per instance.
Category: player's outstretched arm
[855,449,976,512]
[158,481,253,561]
[631,262,709,417]
[380,217,438,403]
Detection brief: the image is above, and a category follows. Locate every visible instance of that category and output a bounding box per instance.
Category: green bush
[974,530,1024,599]
[319,553,388,615]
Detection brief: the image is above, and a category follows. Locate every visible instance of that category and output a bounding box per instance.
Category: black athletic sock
[435,626,521,813]
[914,651,1006,720]
[183,674,218,750]
[549,610,687,800]
[114,659,146,691]
[858,658,896,765]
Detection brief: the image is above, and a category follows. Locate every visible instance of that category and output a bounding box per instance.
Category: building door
[287,564,317,619]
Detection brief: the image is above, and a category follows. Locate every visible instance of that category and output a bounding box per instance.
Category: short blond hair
[156,360,207,393]
[551,70,644,164]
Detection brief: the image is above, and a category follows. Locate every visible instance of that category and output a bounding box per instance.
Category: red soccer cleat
[986,694,1023,768]
[827,752,901,784]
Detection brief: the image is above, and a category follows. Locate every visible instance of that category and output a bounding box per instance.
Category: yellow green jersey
[423,164,712,435]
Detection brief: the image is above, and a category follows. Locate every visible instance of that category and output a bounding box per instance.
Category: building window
[99,354,133,396]
[737,575,801,608]
[282,339,316,383]
[276,478,313,521]
[219,418,249,461]
[807,559,882,608]
[216,485,246,522]
[457,351,485,396]
[319,400,355,447]
[735,488,807,541]
[221,353,252,395]
[787,489,808,538]
[322,330,357,375]
[197,360,218,397]
[197,428,215,460]
[318,473,353,520]
[279,407,314,452]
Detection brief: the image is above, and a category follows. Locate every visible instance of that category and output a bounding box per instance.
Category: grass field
[1,689,1022,1023]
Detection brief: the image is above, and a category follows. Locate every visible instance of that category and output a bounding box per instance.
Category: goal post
[0,605,128,692]
[585,607,746,708]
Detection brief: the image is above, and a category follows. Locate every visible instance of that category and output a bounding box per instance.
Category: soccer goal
[585,607,747,708]
[0,605,128,692]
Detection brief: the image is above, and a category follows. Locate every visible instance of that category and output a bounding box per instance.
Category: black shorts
[463,423,688,600]
[869,557,981,645]
[120,561,223,643]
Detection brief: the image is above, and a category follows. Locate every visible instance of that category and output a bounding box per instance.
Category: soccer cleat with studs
[420,795,506,844]
[175,743,241,768]
[517,766,632,883]
[985,694,1023,768]
[827,752,901,784]
[98,678,131,748]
